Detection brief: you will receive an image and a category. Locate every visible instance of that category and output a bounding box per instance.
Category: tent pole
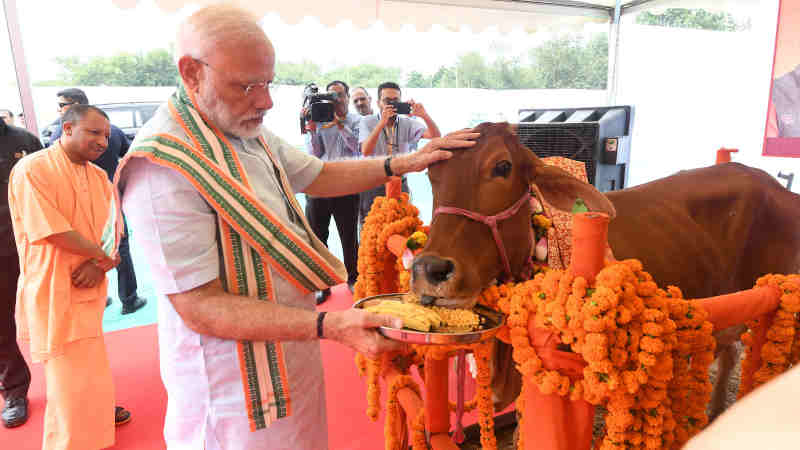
[2,0,38,136]
[605,0,622,105]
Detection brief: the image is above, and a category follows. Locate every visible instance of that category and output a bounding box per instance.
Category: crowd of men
[0,5,473,449]
[302,80,441,302]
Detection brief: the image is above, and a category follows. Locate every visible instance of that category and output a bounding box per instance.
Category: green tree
[635,8,750,31]
[323,64,402,89]
[528,33,608,89]
[406,70,431,88]
[274,60,323,86]
[54,49,178,86]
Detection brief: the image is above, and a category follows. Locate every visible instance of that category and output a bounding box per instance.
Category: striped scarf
[118,84,346,430]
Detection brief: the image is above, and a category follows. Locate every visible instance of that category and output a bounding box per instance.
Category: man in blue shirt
[51,88,146,315]
[304,81,361,302]
[357,82,441,228]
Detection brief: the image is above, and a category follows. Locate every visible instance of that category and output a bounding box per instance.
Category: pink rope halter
[433,190,531,281]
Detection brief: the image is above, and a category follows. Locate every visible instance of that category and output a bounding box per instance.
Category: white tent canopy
[5,0,763,135]
[109,0,760,32]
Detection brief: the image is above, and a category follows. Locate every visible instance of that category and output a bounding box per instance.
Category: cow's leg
[709,324,745,420]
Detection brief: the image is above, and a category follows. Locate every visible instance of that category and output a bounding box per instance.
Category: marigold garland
[385,375,422,450]
[739,274,800,397]
[492,259,717,450]
[354,193,423,301]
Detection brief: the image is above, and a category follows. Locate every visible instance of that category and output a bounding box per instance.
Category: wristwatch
[384,156,394,177]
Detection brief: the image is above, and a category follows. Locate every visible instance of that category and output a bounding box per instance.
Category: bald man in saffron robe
[8,104,128,450]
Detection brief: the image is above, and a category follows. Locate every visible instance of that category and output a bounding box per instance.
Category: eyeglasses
[196,58,270,97]
[58,102,75,109]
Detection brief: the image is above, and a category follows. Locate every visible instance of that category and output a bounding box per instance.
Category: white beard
[197,87,263,139]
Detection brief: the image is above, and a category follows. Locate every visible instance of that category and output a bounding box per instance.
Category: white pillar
[606,0,623,105]
[3,0,38,136]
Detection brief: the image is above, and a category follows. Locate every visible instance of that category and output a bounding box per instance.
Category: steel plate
[353,293,505,345]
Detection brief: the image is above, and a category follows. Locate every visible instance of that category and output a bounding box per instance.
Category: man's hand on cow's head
[323,309,407,358]
[394,129,480,175]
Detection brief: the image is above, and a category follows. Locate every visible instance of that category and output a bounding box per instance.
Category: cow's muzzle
[412,254,455,286]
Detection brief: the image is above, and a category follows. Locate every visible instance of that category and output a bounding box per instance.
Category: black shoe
[106,297,112,308]
[2,397,29,428]
[121,296,147,315]
[315,289,331,305]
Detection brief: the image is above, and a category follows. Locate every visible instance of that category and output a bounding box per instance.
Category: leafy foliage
[54,49,178,86]
[635,8,750,31]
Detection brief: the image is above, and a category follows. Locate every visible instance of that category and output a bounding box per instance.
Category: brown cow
[411,122,800,417]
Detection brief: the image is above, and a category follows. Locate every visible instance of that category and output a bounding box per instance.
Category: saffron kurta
[9,143,120,450]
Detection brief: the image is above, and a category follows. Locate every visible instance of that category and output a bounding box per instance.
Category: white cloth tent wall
[4,0,765,136]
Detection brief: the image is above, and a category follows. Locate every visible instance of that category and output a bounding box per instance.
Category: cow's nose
[413,255,455,285]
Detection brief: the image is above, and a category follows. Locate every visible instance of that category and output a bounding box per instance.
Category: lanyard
[382,118,399,155]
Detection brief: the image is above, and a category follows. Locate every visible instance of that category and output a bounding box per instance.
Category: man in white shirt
[116,5,477,450]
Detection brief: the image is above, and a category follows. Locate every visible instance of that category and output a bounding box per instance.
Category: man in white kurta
[120,106,328,449]
[117,6,477,450]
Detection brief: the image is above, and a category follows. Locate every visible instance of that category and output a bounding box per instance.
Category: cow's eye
[492,160,512,178]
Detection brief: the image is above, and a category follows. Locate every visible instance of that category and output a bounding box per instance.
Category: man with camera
[358,82,441,227]
[302,81,361,303]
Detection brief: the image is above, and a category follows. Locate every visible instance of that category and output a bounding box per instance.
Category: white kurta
[119,105,329,450]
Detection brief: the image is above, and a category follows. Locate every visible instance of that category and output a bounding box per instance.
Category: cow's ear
[531,164,617,219]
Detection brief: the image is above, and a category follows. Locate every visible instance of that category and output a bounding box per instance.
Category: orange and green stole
[117,85,346,430]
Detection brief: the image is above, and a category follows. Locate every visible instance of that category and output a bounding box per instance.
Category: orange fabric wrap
[694,286,781,331]
[525,327,594,450]
[430,433,460,450]
[425,356,451,434]
[570,212,609,283]
[387,234,408,258]
[386,177,403,199]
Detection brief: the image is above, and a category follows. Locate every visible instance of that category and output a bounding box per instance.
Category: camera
[388,100,411,115]
[301,84,338,132]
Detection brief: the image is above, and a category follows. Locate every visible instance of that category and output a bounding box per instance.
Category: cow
[411,122,800,418]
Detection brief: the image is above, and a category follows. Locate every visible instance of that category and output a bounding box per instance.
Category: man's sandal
[115,406,132,426]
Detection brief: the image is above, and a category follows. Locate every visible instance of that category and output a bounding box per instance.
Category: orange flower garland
[354,193,423,300]
[411,409,427,450]
[739,274,800,396]
[385,375,422,450]
[492,259,716,450]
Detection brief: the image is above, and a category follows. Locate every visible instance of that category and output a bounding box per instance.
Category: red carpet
[2,284,504,449]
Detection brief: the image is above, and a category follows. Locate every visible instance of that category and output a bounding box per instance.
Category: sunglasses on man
[58,102,75,109]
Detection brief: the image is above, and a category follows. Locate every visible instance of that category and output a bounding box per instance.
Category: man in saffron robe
[8,104,129,450]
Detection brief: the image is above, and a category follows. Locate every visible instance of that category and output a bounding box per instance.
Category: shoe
[121,296,147,315]
[2,397,28,428]
[315,289,331,305]
[115,406,131,426]
[106,297,112,308]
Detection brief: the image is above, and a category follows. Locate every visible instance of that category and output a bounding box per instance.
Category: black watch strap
[317,312,327,339]
[384,156,394,177]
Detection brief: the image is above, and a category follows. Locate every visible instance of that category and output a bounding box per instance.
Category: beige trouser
[42,336,115,450]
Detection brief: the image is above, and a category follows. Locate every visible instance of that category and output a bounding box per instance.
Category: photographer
[358,81,441,227]
[303,81,361,302]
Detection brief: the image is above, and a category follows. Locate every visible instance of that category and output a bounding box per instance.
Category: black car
[41,101,162,146]
[96,101,161,141]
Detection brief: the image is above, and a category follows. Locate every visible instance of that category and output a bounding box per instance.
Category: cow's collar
[434,190,531,281]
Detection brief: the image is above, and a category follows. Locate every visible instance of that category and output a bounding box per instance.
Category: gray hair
[175,5,269,62]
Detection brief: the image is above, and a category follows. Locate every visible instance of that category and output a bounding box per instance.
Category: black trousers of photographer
[305,194,359,286]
